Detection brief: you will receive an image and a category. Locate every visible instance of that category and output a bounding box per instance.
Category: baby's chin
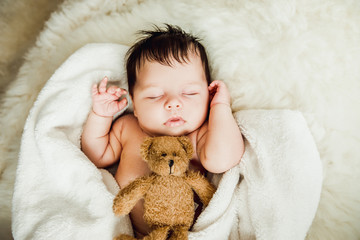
[145,127,194,137]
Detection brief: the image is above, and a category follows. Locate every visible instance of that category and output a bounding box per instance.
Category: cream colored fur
[1,0,360,239]
[0,1,62,238]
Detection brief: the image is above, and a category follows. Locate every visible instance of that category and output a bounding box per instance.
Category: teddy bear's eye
[172,152,177,157]
[161,153,167,157]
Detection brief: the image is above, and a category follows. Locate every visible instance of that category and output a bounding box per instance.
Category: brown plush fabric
[113,136,216,240]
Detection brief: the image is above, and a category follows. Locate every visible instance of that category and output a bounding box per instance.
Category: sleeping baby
[81,24,244,237]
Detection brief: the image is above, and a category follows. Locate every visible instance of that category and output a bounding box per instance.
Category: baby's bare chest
[121,138,204,175]
[115,115,205,185]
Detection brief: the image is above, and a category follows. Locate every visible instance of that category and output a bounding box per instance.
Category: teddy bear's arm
[113,176,152,216]
[185,171,216,207]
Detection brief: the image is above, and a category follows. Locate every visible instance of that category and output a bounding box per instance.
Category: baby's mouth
[164,116,185,127]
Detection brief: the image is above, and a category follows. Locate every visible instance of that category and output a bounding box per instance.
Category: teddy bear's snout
[168,159,175,175]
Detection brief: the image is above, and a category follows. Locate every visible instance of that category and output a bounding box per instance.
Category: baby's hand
[208,80,231,107]
[91,76,128,117]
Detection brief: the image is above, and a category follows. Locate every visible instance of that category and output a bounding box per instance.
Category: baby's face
[132,53,209,136]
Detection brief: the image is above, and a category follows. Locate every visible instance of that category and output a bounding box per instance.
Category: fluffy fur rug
[0,1,63,238]
[1,0,359,239]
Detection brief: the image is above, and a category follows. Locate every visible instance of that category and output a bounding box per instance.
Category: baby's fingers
[91,84,99,96]
[98,76,108,94]
[107,86,118,94]
[208,80,223,90]
[107,86,127,97]
[116,88,128,97]
[208,80,230,107]
[116,98,128,111]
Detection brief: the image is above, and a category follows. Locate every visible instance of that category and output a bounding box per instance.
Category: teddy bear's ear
[177,136,194,159]
[140,137,154,162]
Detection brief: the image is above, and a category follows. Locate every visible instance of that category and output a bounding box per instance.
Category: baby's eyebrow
[182,84,202,90]
[141,87,164,94]
[145,86,162,90]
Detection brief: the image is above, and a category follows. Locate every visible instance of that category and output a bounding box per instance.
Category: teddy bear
[113,136,216,240]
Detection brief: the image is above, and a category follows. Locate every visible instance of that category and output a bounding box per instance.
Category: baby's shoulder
[112,113,146,147]
[112,113,139,132]
[113,113,137,124]
[196,120,208,141]
[116,112,137,121]
[187,120,208,152]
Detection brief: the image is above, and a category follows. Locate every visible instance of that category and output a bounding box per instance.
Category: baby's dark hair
[126,24,211,96]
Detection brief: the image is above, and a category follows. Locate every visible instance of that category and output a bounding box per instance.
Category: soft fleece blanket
[12,43,322,240]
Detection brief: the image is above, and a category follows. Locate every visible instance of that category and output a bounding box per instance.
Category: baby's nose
[165,99,182,110]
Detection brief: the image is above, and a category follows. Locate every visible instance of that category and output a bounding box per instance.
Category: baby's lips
[164,116,185,127]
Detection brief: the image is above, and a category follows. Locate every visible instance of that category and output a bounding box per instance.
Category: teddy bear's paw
[113,234,136,240]
[113,196,133,216]
[143,226,171,240]
[113,203,127,216]
[168,226,189,240]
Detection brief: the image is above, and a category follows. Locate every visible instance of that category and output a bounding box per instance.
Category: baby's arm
[81,77,128,167]
[198,80,244,173]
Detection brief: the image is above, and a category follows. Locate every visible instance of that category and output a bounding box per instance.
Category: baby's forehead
[138,51,202,70]
[137,74,206,89]
[136,57,206,85]
[140,82,204,92]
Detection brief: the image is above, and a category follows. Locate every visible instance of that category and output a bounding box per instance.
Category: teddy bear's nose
[169,160,174,167]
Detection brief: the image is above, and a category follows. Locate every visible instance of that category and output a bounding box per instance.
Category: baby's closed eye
[147,95,163,100]
[182,85,202,96]
[182,89,200,96]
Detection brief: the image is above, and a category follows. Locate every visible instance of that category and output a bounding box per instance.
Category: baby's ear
[177,136,194,159]
[140,137,154,162]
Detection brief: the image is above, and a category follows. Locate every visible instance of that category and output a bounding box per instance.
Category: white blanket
[12,43,322,240]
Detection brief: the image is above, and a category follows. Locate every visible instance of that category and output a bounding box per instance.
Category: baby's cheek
[191,106,208,125]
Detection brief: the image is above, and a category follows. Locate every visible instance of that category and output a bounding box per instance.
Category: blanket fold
[12,43,322,240]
